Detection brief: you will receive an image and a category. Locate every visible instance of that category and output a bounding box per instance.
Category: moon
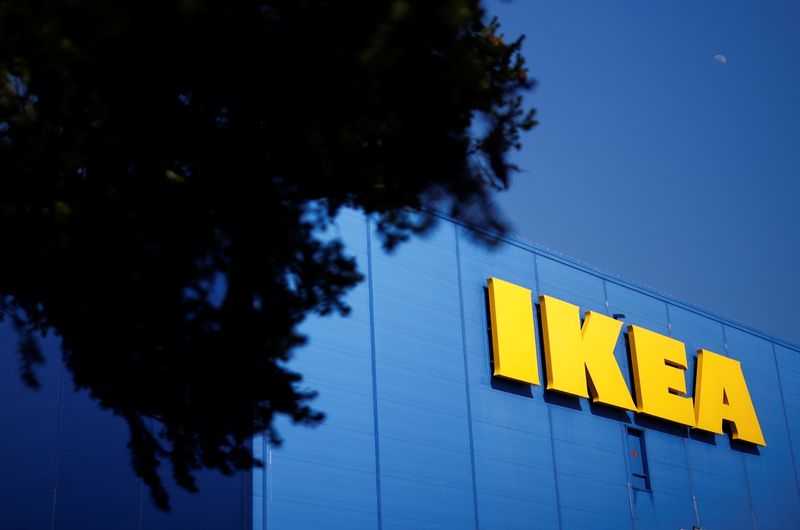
[714,54,727,64]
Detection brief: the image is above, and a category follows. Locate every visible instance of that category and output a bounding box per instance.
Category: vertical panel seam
[722,326,757,530]
[534,253,564,530]
[50,354,66,530]
[137,477,144,530]
[741,450,758,530]
[250,434,266,530]
[772,343,800,502]
[268,436,272,530]
[619,424,637,530]
[241,465,247,530]
[366,217,384,530]
[605,279,636,530]
[667,304,701,529]
[454,226,481,530]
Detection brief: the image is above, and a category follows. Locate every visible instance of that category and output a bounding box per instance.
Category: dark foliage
[0,0,535,509]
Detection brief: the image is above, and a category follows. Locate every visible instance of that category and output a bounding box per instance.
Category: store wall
[257,209,800,530]
[2,207,799,530]
[0,316,249,530]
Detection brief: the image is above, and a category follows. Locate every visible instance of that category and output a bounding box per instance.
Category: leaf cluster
[0,0,535,508]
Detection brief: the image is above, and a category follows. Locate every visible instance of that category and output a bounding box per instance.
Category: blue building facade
[3,209,800,529]
[0,328,249,529]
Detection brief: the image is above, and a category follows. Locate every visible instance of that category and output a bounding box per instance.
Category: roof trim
[430,209,800,353]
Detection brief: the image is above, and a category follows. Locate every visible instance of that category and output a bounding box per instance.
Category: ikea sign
[487,277,766,446]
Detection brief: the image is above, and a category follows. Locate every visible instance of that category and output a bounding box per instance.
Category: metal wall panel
[0,326,61,530]
[254,208,378,530]
[725,327,800,530]
[668,306,754,529]
[456,227,559,530]
[53,386,140,530]
[775,343,800,528]
[0,325,248,530]
[604,283,697,529]
[5,210,800,529]
[535,256,637,529]
[370,222,475,530]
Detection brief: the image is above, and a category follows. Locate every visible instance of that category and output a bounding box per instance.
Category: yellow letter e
[628,325,696,427]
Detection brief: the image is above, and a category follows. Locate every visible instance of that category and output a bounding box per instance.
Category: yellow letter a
[694,349,766,446]
[540,295,636,410]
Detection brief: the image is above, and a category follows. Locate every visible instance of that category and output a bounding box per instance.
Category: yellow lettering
[628,325,695,427]
[539,295,636,410]
[486,284,765,445]
[694,349,766,446]
[487,278,539,384]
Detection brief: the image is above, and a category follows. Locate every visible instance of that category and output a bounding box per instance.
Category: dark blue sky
[488,0,800,344]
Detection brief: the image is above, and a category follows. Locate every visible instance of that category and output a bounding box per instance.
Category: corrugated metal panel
[4,209,800,529]
[371,222,475,530]
[257,209,378,530]
[0,325,61,530]
[0,324,249,530]
[257,211,800,529]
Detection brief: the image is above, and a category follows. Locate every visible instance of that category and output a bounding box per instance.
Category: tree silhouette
[0,0,535,509]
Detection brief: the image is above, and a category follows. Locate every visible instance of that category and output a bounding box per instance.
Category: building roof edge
[430,209,800,354]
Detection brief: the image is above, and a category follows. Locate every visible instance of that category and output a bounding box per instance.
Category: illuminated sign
[487,277,766,446]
